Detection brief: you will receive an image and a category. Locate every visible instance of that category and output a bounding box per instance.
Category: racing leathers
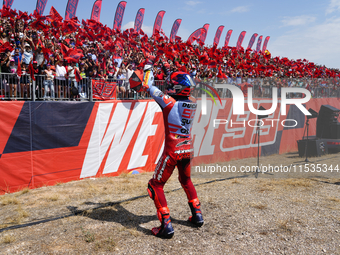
[143,65,203,237]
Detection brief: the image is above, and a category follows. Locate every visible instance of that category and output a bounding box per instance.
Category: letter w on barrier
[80,102,147,178]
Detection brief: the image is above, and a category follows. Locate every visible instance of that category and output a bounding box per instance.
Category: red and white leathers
[143,67,199,214]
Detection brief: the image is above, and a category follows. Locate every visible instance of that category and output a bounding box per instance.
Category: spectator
[7,57,18,98]
[43,64,55,100]
[55,59,67,98]
[20,62,30,99]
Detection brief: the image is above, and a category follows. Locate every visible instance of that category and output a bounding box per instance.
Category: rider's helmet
[164,71,196,96]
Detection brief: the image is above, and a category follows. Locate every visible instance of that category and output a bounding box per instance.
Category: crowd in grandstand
[0,6,339,100]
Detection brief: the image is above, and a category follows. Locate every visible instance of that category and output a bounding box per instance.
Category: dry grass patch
[45,194,59,202]
[94,237,117,252]
[127,228,141,237]
[257,182,275,192]
[80,226,95,243]
[1,234,15,244]
[327,197,340,203]
[263,178,315,190]
[15,187,30,196]
[291,197,308,204]
[250,202,268,210]
[231,178,241,184]
[6,205,29,224]
[1,195,19,206]
[277,218,293,233]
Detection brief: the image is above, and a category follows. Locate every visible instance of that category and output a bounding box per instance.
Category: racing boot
[188,198,204,227]
[151,207,174,238]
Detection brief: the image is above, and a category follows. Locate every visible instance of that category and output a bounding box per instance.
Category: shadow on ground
[67,203,197,236]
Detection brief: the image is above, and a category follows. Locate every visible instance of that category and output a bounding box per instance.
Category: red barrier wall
[0,98,339,193]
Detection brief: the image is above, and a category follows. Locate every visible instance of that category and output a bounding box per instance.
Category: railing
[0,73,339,101]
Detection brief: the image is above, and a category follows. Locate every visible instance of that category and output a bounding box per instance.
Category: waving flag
[90,0,102,22]
[35,0,48,15]
[113,1,127,31]
[28,62,36,81]
[247,33,258,49]
[134,8,145,33]
[16,60,22,78]
[169,19,182,43]
[224,29,233,47]
[3,0,14,8]
[199,23,210,44]
[187,27,206,44]
[256,35,263,53]
[65,0,79,20]
[75,68,82,82]
[213,25,224,47]
[50,6,63,21]
[262,36,270,52]
[152,10,166,36]
[236,31,246,50]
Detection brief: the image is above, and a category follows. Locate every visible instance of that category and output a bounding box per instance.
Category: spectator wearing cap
[21,42,33,65]
[43,64,55,100]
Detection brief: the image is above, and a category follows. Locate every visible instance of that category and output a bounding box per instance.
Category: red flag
[90,0,102,22]
[152,10,166,36]
[75,67,82,82]
[28,62,36,81]
[49,6,63,21]
[224,29,233,48]
[256,35,263,53]
[247,33,258,50]
[113,1,127,30]
[18,10,30,21]
[187,27,206,44]
[199,23,210,44]
[0,42,13,53]
[169,19,181,43]
[236,31,246,50]
[16,60,22,78]
[35,0,48,16]
[134,8,145,33]
[60,43,69,57]
[3,0,14,8]
[262,36,270,52]
[65,48,84,63]
[65,0,79,20]
[213,25,224,47]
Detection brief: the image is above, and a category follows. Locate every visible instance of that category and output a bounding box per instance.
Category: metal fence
[0,73,339,101]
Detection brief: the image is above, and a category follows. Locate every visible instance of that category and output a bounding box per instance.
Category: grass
[277,219,293,233]
[1,195,19,206]
[46,194,59,202]
[231,178,241,184]
[327,197,340,203]
[250,203,267,210]
[81,226,95,243]
[94,237,116,252]
[16,187,30,196]
[6,205,29,224]
[1,234,15,244]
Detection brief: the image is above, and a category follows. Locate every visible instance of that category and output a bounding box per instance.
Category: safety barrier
[1,73,339,101]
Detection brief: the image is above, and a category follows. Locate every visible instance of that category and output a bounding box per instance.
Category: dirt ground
[1,151,340,254]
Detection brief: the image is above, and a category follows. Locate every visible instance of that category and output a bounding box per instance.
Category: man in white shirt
[55,59,67,98]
